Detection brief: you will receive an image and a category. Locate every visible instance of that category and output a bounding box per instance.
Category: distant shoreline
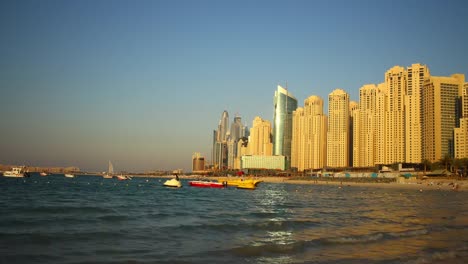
[135,174,467,192]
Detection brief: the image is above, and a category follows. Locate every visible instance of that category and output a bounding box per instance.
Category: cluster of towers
[210,63,468,172]
[211,112,250,170]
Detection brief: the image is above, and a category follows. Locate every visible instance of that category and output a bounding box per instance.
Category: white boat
[64,174,75,178]
[40,172,48,176]
[117,174,131,181]
[103,161,114,179]
[3,166,26,178]
[164,176,182,188]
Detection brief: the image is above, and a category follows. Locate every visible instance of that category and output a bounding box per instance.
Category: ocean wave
[403,245,468,264]
[174,218,321,234]
[325,228,429,245]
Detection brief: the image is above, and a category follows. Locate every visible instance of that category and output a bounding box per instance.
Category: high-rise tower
[291,96,327,171]
[385,66,406,164]
[405,64,430,163]
[327,89,350,168]
[423,74,465,162]
[249,116,273,156]
[217,110,229,142]
[212,110,230,170]
[273,85,297,168]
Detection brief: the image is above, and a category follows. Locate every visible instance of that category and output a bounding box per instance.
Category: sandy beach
[256,176,467,192]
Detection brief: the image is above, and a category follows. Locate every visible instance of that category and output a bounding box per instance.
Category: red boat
[189,180,227,188]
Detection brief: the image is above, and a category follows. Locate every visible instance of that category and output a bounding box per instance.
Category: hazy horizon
[1,0,468,172]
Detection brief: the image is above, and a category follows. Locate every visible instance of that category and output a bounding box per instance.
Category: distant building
[249,116,273,156]
[212,111,229,169]
[273,85,297,168]
[192,152,205,172]
[241,155,286,170]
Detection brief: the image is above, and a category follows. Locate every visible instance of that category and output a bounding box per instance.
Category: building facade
[327,89,350,168]
[405,64,430,163]
[292,96,327,171]
[241,155,286,170]
[422,74,465,162]
[192,152,205,172]
[249,116,273,156]
[273,85,298,168]
[385,66,406,164]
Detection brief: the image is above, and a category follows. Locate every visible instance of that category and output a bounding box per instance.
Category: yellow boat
[236,181,257,190]
[217,177,262,187]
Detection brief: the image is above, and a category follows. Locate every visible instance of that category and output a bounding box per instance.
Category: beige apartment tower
[354,85,377,167]
[385,66,406,164]
[249,116,273,156]
[291,96,327,171]
[327,89,350,168]
[422,74,465,163]
[454,82,468,159]
[405,64,430,163]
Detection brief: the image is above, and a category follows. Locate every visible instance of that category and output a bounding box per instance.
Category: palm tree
[421,159,431,175]
[460,158,468,178]
[439,154,452,172]
[452,158,462,179]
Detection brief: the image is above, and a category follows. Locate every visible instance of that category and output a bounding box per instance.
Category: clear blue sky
[1,0,467,172]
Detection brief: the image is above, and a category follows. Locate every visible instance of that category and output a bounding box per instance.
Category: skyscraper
[385,66,406,164]
[422,74,465,162]
[349,101,359,167]
[291,96,327,171]
[218,110,229,142]
[212,110,230,170]
[273,85,297,168]
[249,116,273,156]
[354,84,378,167]
[192,152,205,172]
[327,89,350,168]
[405,64,430,163]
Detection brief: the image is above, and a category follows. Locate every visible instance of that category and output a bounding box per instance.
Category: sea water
[1,175,467,264]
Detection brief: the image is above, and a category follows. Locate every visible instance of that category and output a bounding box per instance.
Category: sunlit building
[212,110,230,170]
[249,116,273,156]
[227,114,247,169]
[291,96,327,171]
[385,66,406,164]
[327,89,350,168]
[273,85,298,168]
[241,155,286,170]
[405,64,430,163]
[454,82,468,159]
[422,74,465,162]
[349,101,358,167]
[192,152,205,172]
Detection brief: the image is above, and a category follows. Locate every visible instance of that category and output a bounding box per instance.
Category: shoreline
[256,176,467,192]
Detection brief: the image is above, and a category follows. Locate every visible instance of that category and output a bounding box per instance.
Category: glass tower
[273,85,298,167]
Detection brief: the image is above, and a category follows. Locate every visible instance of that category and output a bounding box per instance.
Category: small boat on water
[164,178,182,188]
[217,177,262,187]
[116,174,131,181]
[40,172,48,176]
[103,161,114,179]
[189,180,227,188]
[236,181,257,190]
[3,166,27,178]
[64,174,75,178]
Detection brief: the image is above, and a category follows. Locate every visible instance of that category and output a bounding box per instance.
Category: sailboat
[103,161,114,179]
